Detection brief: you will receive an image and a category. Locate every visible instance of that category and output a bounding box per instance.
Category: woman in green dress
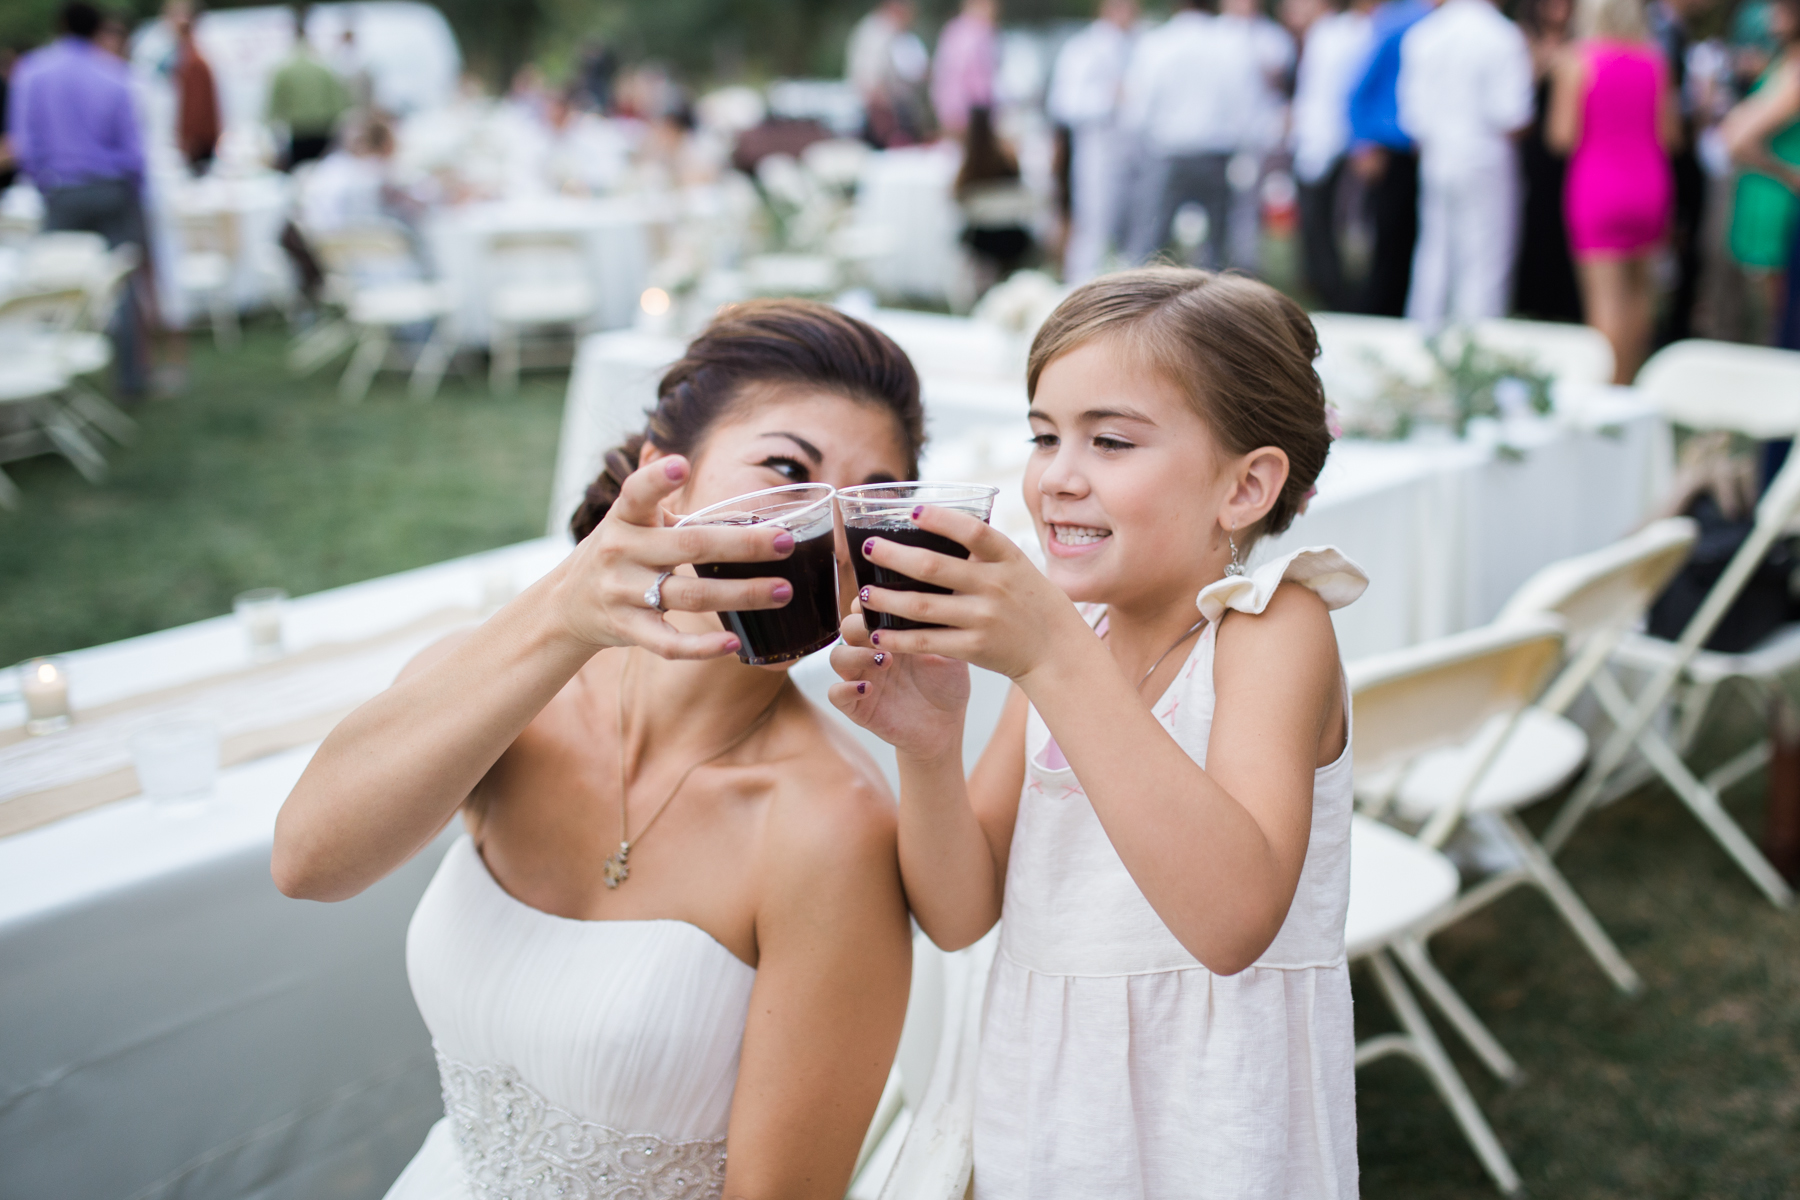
[1723,0,1800,345]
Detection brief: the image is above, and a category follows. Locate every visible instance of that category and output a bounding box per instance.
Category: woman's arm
[1722,57,1800,192]
[828,623,1029,950]
[720,779,911,1200]
[271,457,794,902]
[852,513,1340,975]
[1545,48,1585,155]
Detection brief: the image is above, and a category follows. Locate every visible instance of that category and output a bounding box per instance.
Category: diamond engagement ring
[644,571,674,612]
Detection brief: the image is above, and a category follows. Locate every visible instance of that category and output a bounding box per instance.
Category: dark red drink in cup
[839,483,999,632]
[677,484,840,665]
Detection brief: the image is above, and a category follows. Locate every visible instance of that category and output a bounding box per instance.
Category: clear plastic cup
[234,588,287,663]
[675,483,840,666]
[837,482,999,632]
[131,717,220,816]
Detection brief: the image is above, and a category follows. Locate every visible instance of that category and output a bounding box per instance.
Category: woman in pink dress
[1549,0,1680,383]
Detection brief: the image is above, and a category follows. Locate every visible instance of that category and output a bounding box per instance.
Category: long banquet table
[0,540,563,1200]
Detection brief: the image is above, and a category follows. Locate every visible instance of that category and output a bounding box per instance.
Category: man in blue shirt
[10,1,149,397]
[1345,0,1430,316]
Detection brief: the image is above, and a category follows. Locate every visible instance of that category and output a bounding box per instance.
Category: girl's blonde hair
[1026,267,1331,539]
[1574,0,1649,42]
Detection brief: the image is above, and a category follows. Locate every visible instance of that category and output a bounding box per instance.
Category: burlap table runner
[0,607,478,838]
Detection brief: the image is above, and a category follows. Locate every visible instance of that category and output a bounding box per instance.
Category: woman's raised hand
[551,456,796,660]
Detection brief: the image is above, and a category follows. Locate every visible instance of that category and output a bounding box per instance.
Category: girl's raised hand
[550,456,797,660]
[848,506,1090,684]
[828,613,971,762]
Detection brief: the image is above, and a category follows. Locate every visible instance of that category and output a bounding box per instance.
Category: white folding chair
[1346,618,1567,1195]
[1542,341,1800,907]
[1377,519,1699,995]
[0,357,100,507]
[847,929,997,1200]
[486,230,598,392]
[172,207,241,351]
[297,225,457,402]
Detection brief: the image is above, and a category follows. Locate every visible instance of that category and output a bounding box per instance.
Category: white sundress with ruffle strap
[973,547,1370,1200]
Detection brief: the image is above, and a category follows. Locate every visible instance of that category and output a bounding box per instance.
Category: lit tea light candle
[234,588,288,663]
[20,657,71,735]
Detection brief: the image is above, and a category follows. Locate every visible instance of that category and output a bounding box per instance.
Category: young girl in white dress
[830,267,1367,1198]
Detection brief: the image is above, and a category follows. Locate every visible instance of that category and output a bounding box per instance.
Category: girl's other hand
[850,506,1089,684]
[828,613,970,763]
[550,456,796,660]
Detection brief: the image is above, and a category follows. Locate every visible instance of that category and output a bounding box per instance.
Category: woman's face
[647,386,915,632]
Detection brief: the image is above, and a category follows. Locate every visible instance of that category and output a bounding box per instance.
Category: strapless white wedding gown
[383,835,757,1200]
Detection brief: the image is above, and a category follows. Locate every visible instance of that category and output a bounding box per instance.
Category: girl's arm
[852,513,1340,975]
[1545,49,1584,155]
[271,457,793,902]
[720,776,911,1200]
[829,623,1029,950]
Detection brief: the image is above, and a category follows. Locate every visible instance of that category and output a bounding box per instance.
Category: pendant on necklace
[602,842,631,889]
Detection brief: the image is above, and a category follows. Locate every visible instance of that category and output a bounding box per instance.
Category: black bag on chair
[1647,494,1798,653]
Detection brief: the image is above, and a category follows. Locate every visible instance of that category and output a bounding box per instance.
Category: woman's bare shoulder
[759,700,900,886]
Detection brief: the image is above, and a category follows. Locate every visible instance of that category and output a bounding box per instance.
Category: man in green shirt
[267,6,350,170]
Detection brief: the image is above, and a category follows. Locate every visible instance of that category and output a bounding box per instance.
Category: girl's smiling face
[1025,338,1289,615]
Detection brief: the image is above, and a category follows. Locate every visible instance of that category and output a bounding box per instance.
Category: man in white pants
[1396,0,1533,327]
[1048,0,1137,283]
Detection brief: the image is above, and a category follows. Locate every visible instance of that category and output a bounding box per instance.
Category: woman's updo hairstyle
[1025,267,1332,540]
[571,299,925,541]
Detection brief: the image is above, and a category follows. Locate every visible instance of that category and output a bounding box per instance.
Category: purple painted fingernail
[911,505,923,521]
[772,581,793,601]
[870,631,880,645]
[857,681,868,695]
[773,531,795,553]
[863,538,875,556]
[859,585,872,603]
[663,458,687,481]
[724,636,740,652]
[873,652,885,665]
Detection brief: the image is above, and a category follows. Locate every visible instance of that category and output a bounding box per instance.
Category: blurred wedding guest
[1217,0,1296,272]
[1548,0,1678,382]
[95,11,129,59]
[575,41,617,114]
[331,22,374,117]
[1121,0,1251,268]
[933,0,999,141]
[1398,0,1534,326]
[849,1,929,147]
[527,86,629,195]
[1047,0,1136,283]
[267,5,351,171]
[1288,0,1375,309]
[166,1,220,174]
[506,64,551,124]
[1721,0,1800,348]
[954,105,1036,300]
[9,1,150,398]
[1512,0,1584,323]
[0,47,19,191]
[298,119,391,234]
[1651,0,1718,344]
[1346,0,1431,315]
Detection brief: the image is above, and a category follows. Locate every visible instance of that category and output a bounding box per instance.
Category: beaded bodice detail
[439,1053,727,1200]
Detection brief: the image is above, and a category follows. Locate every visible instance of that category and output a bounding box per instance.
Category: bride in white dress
[273,301,921,1200]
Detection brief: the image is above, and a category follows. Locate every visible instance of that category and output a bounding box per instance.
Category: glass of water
[131,718,220,816]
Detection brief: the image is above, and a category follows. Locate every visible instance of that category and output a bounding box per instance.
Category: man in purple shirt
[10,1,149,396]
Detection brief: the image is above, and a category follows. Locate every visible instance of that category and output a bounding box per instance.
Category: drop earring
[1225,527,1244,577]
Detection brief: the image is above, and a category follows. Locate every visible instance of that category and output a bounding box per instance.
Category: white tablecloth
[0,538,567,1200]
[424,197,654,345]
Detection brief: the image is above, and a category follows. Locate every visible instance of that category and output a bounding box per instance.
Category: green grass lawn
[0,320,567,664]
[3,311,1797,1196]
